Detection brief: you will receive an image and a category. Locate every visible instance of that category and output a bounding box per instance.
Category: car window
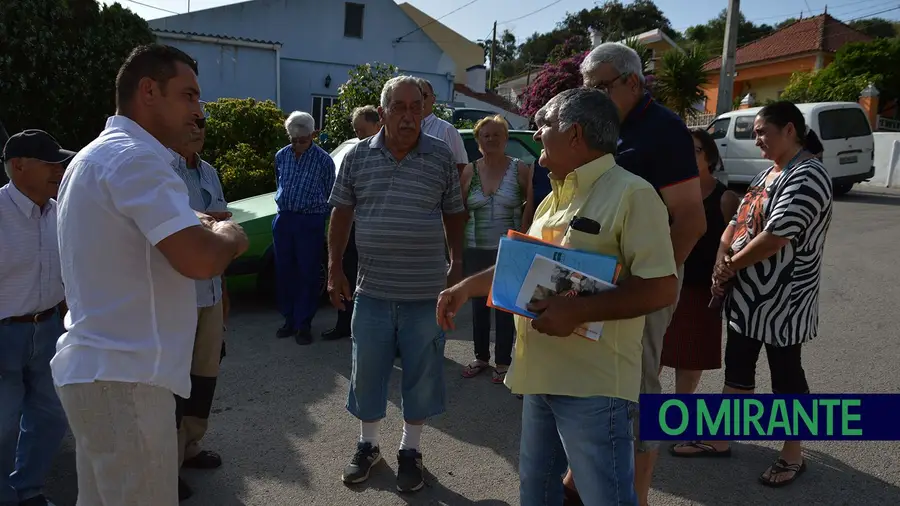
[818,108,872,140]
[708,118,731,139]
[462,137,537,164]
[733,116,755,140]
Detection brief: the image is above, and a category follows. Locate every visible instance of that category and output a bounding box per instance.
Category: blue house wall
[149,0,457,126]
[153,36,279,105]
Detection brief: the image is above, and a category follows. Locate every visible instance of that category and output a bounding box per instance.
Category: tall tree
[848,18,898,39]
[479,29,520,87]
[0,0,155,149]
[684,9,774,59]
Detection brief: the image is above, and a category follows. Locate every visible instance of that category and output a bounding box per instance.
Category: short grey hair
[416,77,434,95]
[380,75,423,109]
[535,88,619,154]
[351,105,380,125]
[284,111,316,137]
[581,42,645,84]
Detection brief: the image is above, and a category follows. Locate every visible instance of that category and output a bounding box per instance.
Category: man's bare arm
[442,211,467,265]
[328,205,354,269]
[459,266,495,297]
[572,275,678,324]
[660,178,707,267]
[156,223,246,281]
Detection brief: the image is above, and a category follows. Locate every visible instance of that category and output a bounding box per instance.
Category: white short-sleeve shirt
[51,115,202,398]
[422,113,469,165]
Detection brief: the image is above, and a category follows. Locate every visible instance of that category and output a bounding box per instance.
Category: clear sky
[105,0,900,43]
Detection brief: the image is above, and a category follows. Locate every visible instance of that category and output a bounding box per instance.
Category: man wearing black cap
[0,129,74,506]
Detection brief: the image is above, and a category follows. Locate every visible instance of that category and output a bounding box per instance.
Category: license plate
[839,155,858,165]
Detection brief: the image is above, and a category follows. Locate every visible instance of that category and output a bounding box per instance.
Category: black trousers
[334,226,358,331]
[723,327,810,394]
[464,248,515,366]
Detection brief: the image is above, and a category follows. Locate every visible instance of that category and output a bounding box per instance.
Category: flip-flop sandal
[492,367,508,384]
[668,441,732,458]
[461,361,489,378]
[758,458,807,488]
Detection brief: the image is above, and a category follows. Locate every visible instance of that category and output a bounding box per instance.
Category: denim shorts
[519,394,637,506]
[346,293,447,421]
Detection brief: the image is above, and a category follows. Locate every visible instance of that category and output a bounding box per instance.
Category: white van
[707,102,875,195]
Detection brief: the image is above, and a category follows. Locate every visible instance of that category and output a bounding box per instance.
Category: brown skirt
[660,283,723,371]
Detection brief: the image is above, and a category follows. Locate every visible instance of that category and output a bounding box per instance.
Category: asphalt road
[45,185,900,506]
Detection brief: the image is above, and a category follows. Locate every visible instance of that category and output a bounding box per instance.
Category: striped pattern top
[0,183,64,320]
[329,130,465,301]
[465,157,523,249]
[170,149,228,308]
[725,157,833,346]
[274,143,336,214]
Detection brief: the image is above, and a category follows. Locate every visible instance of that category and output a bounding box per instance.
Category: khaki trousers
[177,301,224,466]
[57,381,178,506]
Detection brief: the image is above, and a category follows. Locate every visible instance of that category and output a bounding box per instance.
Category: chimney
[589,27,602,48]
[466,65,487,94]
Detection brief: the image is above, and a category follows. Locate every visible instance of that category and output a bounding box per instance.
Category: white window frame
[311,95,339,130]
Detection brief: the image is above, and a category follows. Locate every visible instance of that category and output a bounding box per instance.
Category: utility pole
[489,21,497,92]
[716,0,740,115]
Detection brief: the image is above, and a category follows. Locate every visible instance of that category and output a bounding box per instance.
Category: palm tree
[621,36,653,75]
[653,47,710,118]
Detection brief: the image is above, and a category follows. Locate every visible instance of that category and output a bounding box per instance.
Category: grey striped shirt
[329,131,465,301]
[170,149,228,308]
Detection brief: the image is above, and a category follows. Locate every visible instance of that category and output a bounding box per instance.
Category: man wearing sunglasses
[168,114,230,501]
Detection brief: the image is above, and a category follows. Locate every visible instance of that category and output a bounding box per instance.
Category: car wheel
[833,182,853,197]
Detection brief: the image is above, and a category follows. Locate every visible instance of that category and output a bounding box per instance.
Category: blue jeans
[519,394,637,506]
[347,294,446,421]
[272,211,327,331]
[0,314,68,505]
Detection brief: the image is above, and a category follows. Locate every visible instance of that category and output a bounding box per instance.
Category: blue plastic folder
[489,233,621,338]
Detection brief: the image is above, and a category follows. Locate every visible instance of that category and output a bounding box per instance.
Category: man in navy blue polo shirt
[560,42,707,506]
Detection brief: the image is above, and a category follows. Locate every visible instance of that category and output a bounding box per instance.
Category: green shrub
[202,98,287,201]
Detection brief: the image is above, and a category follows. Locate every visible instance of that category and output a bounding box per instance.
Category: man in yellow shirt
[437,88,678,505]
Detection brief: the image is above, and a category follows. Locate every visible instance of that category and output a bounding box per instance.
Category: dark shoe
[322,327,351,340]
[19,495,55,506]
[276,323,295,339]
[182,449,223,469]
[295,329,313,345]
[342,442,382,484]
[396,449,425,493]
[178,477,193,501]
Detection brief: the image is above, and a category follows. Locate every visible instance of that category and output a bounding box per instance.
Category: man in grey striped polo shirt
[327,75,466,493]
[169,119,230,501]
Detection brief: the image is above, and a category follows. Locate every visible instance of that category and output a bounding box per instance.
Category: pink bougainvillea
[520,51,589,118]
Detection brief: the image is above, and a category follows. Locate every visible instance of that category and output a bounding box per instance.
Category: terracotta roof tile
[453,83,522,115]
[703,14,871,71]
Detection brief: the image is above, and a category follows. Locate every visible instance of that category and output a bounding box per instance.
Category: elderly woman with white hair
[272,111,336,345]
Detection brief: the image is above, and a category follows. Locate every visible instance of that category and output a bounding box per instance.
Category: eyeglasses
[589,72,627,93]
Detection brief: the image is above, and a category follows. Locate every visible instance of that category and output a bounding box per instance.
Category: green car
[225,130,544,298]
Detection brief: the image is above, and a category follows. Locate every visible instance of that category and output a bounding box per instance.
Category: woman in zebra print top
[669,102,834,489]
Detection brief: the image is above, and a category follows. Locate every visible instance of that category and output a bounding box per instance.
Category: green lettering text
[743,399,765,435]
[792,399,817,435]
[698,399,729,437]
[841,399,863,436]
[767,399,792,436]
[819,399,840,435]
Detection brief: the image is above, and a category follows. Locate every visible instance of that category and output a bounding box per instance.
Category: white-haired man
[568,41,707,506]
[273,111,336,345]
[327,75,466,493]
[417,78,468,173]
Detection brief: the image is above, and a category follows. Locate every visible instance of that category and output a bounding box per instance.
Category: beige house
[398,2,484,86]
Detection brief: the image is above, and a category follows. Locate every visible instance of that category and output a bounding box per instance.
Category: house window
[344,3,364,38]
[312,95,339,129]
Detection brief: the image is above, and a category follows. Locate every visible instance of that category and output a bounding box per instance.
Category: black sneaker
[322,327,351,340]
[342,442,382,484]
[276,323,294,339]
[19,495,56,506]
[295,328,313,346]
[396,449,425,493]
[178,477,193,501]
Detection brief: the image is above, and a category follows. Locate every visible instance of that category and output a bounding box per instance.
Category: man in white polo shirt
[417,78,468,173]
[52,44,248,506]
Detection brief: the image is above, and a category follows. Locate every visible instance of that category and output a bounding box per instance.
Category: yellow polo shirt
[504,154,676,402]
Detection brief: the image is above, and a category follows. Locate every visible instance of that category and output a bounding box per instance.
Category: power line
[846,4,900,21]
[394,0,482,43]
[498,0,564,26]
[121,0,180,15]
[671,0,895,31]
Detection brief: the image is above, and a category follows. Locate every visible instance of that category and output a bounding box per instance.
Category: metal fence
[682,112,716,128]
[877,116,900,132]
